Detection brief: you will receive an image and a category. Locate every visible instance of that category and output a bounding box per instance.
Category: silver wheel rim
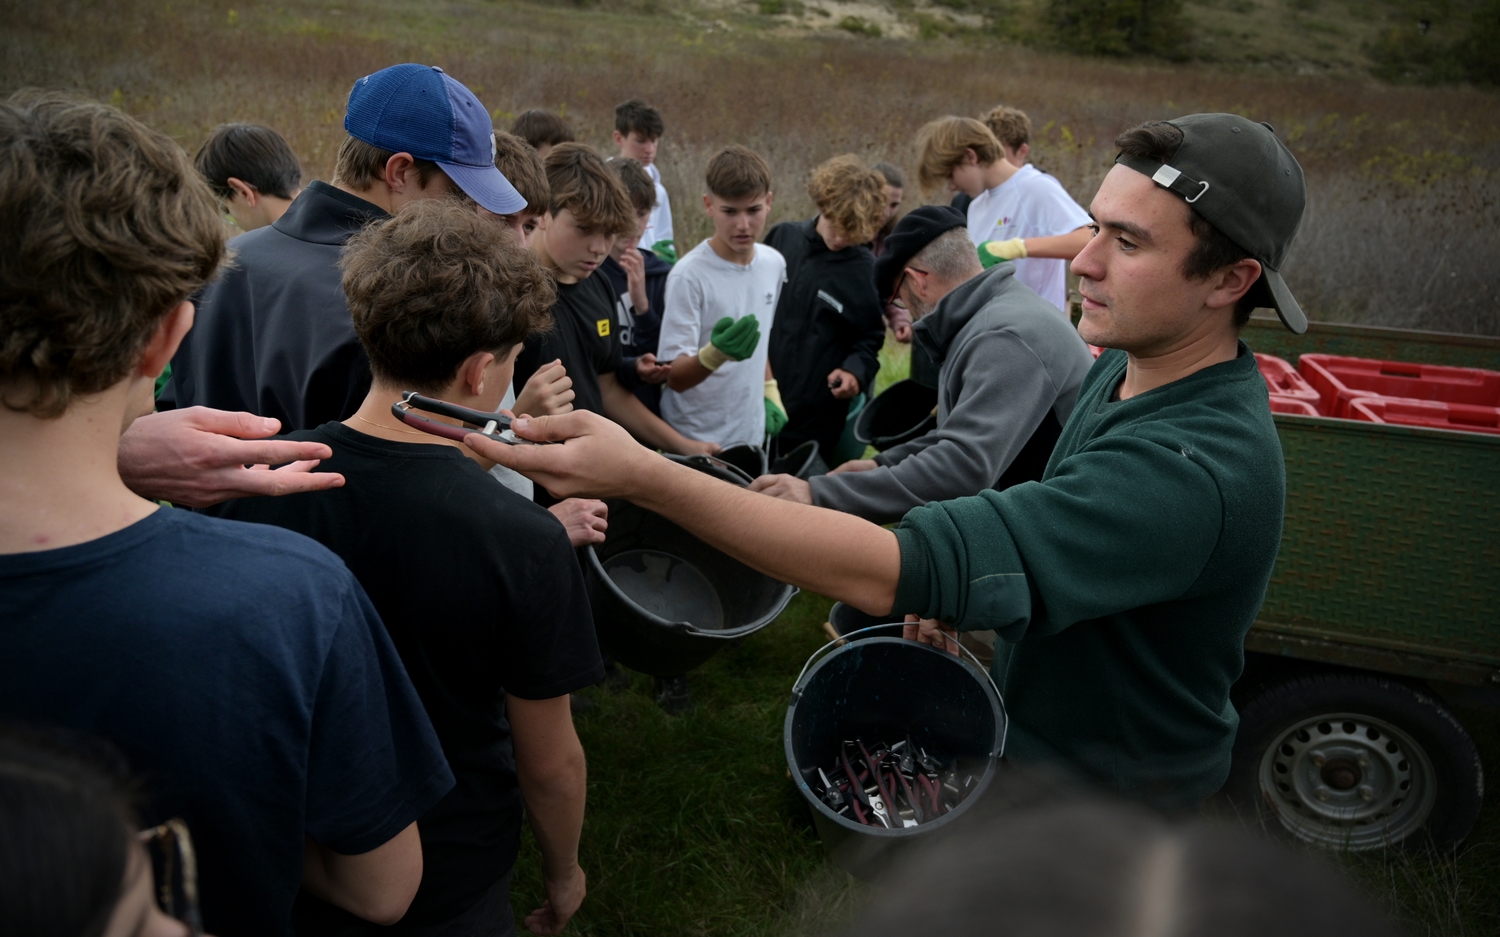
[1257,711,1437,850]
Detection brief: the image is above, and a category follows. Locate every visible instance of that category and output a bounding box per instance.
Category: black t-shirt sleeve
[303,575,454,854]
[500,528,605,700]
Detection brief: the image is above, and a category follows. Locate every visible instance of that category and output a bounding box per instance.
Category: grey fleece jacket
[809,264,1094,523]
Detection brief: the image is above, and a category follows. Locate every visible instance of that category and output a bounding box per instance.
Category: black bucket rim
[715,443,769,479]
[583,545,796,639]
[666,452,756,486]
[769,439,822,479]
[784,631,1007,839]
[854,380,939,449]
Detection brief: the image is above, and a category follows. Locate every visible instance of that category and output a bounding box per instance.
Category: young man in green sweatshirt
[471,114,1308,810]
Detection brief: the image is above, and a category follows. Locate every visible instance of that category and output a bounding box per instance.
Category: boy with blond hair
[512,143,714,476]
[658,145,786,449]
[613,99,676,261]
[984,104,1032,168]
[765,155,888,463]
[917,115,1090,315]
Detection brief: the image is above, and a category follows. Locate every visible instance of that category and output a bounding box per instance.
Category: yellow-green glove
[698,315,761,371]
[764,379,788,437]
[978,238,1027,268]
[650,239,678,263]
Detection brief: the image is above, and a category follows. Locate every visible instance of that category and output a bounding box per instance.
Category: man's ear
[1205,258,1263,310]
[612,130,625,149]
[702,193,713,215]
[764,191,774,210]
[225,177,259,207]
[1016,142,1030,163]
[961,148,980,167]
[139,302,195,379]
[458,351,497,398]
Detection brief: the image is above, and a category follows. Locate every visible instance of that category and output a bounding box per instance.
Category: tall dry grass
[3,0,1497,336]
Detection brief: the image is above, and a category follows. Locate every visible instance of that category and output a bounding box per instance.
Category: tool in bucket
[391,391,553,445]
[792,624,1006,829]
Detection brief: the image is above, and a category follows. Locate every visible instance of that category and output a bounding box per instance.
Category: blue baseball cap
[345,64,526,215]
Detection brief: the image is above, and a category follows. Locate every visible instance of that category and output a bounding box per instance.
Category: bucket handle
[792,624,1005,706]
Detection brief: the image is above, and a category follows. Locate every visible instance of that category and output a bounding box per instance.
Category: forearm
[1024,227,1092,261]
[514,731,586,876]
[667,353,713,392]
[633,463,900,614]
[601,376,695,453]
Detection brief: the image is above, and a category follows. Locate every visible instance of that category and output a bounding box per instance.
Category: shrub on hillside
[1047,0,1191,57]
[1368,0,1500,85]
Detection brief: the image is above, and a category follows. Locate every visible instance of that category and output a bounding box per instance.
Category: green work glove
[977,237,1027,269]
[650,239,678,263]
[764,379,788,437]
[698,315,761,371]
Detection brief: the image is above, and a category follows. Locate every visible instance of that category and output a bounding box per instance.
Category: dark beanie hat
[874,205,969,301]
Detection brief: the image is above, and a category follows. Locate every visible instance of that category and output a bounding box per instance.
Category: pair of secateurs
[391,392,546,445]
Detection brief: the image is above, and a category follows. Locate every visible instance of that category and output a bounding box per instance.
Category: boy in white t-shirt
[658,145,787,448]
[917,116,1091,314]
[613,99,676,262]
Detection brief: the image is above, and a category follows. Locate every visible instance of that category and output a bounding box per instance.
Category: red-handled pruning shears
[391,391,551,446]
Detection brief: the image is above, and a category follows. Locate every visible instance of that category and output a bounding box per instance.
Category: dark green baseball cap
[1115,113,1307,334]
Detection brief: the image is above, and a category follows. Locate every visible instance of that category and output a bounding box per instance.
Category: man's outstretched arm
[468,411,900,614]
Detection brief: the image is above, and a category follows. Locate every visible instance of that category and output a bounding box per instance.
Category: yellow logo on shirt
[596,318,610,337]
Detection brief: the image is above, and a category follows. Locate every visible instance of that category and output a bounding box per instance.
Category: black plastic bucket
[784,630,1006,879]
[715,443,768,480]
[584,456,797,676]
[768,439,827,479]
[854,380,939,451]
[664,452,754,486]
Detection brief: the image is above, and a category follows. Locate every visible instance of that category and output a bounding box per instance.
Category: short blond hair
[915,117,1003,195]
[982,105,1032,151]
[808,155,886,245]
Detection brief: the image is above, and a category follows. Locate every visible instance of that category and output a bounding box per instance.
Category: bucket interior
[769,439,825,479]
[716,444,768,480]
[857,381,938,447]
[594,500,794,633]
[788,638,1002,830]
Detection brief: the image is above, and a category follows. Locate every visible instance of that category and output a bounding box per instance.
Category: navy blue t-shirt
[0,508,454,937]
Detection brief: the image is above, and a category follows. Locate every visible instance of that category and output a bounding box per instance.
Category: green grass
[511,591,1500,935]
[508,591,866,936]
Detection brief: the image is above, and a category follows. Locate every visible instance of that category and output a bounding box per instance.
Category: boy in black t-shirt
[513,143,716,461]
[0,93,450,937]
[214,199,605,936]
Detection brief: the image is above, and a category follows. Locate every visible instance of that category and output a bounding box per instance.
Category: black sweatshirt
[765,218,886,460]
[162,181,383,430]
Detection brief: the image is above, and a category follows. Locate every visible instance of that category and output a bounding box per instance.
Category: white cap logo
[491,132,497,163]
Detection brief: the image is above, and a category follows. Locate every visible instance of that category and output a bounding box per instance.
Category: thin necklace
[351,414,432,438]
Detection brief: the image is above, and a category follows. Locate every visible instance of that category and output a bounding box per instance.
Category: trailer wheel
[1227,671,1483,851]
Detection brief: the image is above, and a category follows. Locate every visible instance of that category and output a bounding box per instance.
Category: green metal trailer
[1226,316,1500,850]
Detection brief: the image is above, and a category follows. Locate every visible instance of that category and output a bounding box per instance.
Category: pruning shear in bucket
[391,392,553,445]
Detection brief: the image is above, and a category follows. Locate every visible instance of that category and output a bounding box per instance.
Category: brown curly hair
[808,155,887,245]
[0,91,226,418]
[341,200,556,393]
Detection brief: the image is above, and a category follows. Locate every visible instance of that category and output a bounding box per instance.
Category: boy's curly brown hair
[341,200,556,393]
[808,155,887,246]
[0,91,225,418]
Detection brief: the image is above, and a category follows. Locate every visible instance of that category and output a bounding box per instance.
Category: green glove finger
[764,397,788,437]
[650,239,678,263]
[711,314,761,361]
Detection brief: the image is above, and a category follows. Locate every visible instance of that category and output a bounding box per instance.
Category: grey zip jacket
[810,263,1094,523]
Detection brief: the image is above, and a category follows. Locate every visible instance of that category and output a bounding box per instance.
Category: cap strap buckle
[1118,155,1212,205]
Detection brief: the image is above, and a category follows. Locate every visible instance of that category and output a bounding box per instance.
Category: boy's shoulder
[754,241,787,272]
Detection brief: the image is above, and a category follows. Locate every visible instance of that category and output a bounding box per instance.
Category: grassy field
[4,0,1497,334]
[525,591,1500,936]
[5,2,1500,933]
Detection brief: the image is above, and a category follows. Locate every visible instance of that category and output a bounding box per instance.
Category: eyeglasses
[139,818,203,935]
[889,265,930,304]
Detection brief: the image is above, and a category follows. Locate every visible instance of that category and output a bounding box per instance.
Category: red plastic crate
[1255,354,1321,409]
[1298,354,1500,417]
[1347,397,1500,436]
[1269,395,1321,416]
